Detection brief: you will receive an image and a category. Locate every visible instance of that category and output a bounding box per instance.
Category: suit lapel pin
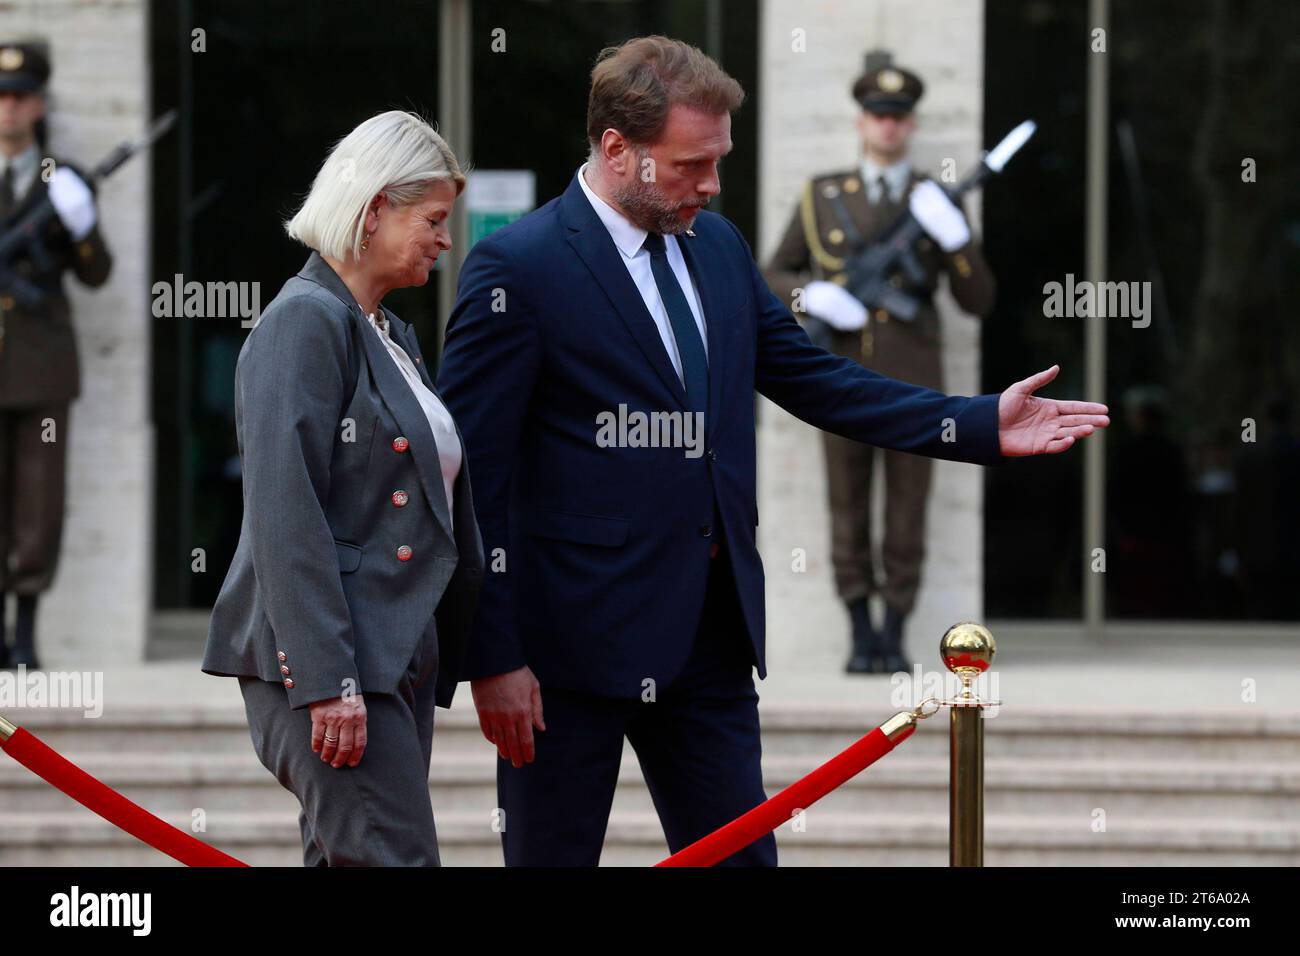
[685,229,696,237]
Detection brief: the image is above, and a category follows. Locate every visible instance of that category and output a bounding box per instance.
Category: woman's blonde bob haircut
[285,110,466,261]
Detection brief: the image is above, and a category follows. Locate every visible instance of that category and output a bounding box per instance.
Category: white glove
[802,280,868,331]
[47,167,97,241]
[908,179,970,253]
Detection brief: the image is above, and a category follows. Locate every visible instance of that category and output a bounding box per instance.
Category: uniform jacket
[203,253,485,710]
[0,157,112,408]
[764,167,994,386]
[435,172,1005,700]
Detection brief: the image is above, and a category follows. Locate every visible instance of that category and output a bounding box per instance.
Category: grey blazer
[203,252,485,710]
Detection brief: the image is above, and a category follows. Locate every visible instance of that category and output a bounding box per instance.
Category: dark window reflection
[1106,0,1300,620]
[151,0,444,607]
[985,0,1300,622]
[983,0,1089,618]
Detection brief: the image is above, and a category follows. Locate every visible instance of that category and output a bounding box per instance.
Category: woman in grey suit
[203,110,484,866]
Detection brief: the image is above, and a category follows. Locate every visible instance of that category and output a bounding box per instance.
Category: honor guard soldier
[0,42,112,668]
[764,50,995,674]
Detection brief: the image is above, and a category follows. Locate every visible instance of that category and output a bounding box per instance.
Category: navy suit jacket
[437,172,1004,699]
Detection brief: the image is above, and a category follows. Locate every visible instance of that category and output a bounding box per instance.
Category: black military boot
[880,604,912,674]
[0,592,9,669]
[11,594,40,670]
[844,597,879,674]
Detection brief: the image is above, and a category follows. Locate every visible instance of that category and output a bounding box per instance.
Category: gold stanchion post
[939,622,999,867]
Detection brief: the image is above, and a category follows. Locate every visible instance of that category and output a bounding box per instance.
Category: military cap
[851,49,923,114]
[0,42,50,94]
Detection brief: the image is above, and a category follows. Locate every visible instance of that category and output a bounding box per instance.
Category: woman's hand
[309,693,368,768]
[471,666,545,768]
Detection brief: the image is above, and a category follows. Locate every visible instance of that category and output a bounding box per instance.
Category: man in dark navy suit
[437,36,1108,866]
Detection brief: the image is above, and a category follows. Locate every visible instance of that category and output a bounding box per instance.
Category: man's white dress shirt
[576,163,708,383]
[860,157,912,205]
[0,145,40,203]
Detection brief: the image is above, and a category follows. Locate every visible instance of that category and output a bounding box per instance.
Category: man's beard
[612,173,707,236]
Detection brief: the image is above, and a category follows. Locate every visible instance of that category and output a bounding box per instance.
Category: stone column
[6,0,153,665]
[756,0,987,679]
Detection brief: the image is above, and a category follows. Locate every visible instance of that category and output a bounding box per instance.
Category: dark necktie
[873,174,890,205]
[642,231,708,416]
[0,165,14,223]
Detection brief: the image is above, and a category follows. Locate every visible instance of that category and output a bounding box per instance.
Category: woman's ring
[324,733,338,743]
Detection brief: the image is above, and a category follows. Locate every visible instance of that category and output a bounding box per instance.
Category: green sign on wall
[465,170,536,247]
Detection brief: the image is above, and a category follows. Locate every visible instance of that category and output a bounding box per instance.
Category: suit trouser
[496,548,777,867]
[0,403,69,595]
[821,431,932,614]
[237,618,441,866]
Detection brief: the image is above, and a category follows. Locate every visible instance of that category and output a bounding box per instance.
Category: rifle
[0,110,176,311]
[805,119,1037,346]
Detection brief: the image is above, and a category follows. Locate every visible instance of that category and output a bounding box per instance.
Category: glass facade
[983,0,1300,623]
[149,0,1296,622]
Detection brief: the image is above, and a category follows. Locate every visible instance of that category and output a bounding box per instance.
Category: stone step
[1,810,1296,867]
[3,750,1297,821]
[6,703,1295,865]
[10,705,1300,761]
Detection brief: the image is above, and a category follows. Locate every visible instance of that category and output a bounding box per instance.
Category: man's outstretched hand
[998,365,1109,456]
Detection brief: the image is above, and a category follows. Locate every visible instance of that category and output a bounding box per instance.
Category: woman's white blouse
[364,310,462,528]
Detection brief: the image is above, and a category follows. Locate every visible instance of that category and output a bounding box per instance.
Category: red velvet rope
[656,719,915,867]
[2,726,247,867]
[4,713,913,869]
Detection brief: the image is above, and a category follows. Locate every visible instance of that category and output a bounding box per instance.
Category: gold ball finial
[940,622,996,677]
